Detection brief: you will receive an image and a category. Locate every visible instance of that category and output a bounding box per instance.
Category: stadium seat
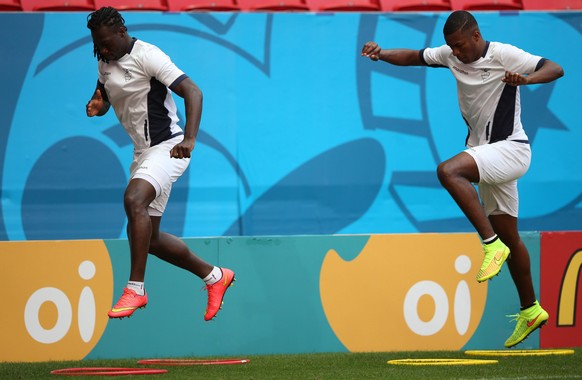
[451,0,523,10]
[93,0,169,10]
[167,0,240,10]
[22,0,95,11]
[521,0,581,10]
[0,0,22,11]
[237,0,309,11]
[308,0,380,11]
[381,0,451,11]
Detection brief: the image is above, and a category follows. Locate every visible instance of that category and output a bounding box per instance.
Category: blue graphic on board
[0,12,580,241]
[0,13,44,240]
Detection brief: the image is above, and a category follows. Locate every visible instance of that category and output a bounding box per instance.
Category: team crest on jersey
[481,68,491,82]
[122,68,133,82]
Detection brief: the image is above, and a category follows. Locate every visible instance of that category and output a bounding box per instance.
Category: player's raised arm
[361,41,423,66]
[86,86,110,117]
[502,59,564,86]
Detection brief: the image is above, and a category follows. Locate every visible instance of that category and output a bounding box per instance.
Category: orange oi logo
[320,234,488,351]
[0,240,113,362]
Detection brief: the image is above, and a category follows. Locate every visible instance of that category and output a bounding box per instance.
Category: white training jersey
[97,39,187,156]
[421,41,545,148]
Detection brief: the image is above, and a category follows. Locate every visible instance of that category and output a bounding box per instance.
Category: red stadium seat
[22,0,95,11]
[308,0,380,11]
[237,0,309,11]
[94,0,169,10]
[521,0,581,10]
[167,0,240,10]
[450,0,523,10]
[0,0,22,11]
[381,0,451,11]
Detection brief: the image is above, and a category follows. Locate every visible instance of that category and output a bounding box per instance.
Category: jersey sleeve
[421,45,451,68]
[143,45,186,88]
[498,43,544,75]
[96,80,108,102]
[96,62,109,102]
[97,61,106,87]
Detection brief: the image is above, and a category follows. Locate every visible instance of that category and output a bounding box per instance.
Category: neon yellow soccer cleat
[504,301,549,348]
[476,239,510,282]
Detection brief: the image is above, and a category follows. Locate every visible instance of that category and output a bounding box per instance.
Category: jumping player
[86,7,235,321]
[361,10,563,347]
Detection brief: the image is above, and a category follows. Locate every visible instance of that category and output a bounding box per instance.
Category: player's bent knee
[436,161,453,184]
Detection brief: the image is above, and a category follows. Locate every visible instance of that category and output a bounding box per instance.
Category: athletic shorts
[464,140,531,217]
[129,135,190,217]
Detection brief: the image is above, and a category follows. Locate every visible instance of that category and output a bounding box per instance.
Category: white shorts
[130,135,190,217]
[464,140,531,217]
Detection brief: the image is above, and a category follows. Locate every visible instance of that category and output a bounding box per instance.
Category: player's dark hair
[443,10,478,36]
[87,7,126,62]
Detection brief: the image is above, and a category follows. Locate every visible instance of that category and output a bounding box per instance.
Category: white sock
[203,267,223,285]
[482,235,498,244]
[127,281,145,296]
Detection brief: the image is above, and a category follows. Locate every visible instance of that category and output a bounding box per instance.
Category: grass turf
[0,349,580,379]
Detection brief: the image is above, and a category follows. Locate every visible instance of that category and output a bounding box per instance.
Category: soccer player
[86,7,235,321]
[361,10,563,347]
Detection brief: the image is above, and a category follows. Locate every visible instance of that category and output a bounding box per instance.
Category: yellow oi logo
[558,248,582,327]
[0,240,113,362]
[320,234,488,351]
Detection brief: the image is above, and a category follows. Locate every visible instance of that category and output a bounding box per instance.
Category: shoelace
[506,313,524,323]
[115,289,139,307]
[202,277,227,292]
[202,283,219,294]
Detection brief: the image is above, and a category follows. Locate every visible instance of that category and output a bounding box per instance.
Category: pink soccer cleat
[108,288,148,319]
[204,268,235,321]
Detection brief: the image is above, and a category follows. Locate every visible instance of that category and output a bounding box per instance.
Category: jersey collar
[128,38,137,55]
[481,41,490,58]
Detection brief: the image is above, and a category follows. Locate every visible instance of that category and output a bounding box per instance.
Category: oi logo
[0,240,112,362]
[320,233,488,351]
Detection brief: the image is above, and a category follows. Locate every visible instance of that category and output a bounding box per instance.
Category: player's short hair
[87,7,126,62]
[443,10,478,36]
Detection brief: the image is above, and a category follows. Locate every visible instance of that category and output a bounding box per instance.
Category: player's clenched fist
[502,71,529,86]
[361,41,382,61]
